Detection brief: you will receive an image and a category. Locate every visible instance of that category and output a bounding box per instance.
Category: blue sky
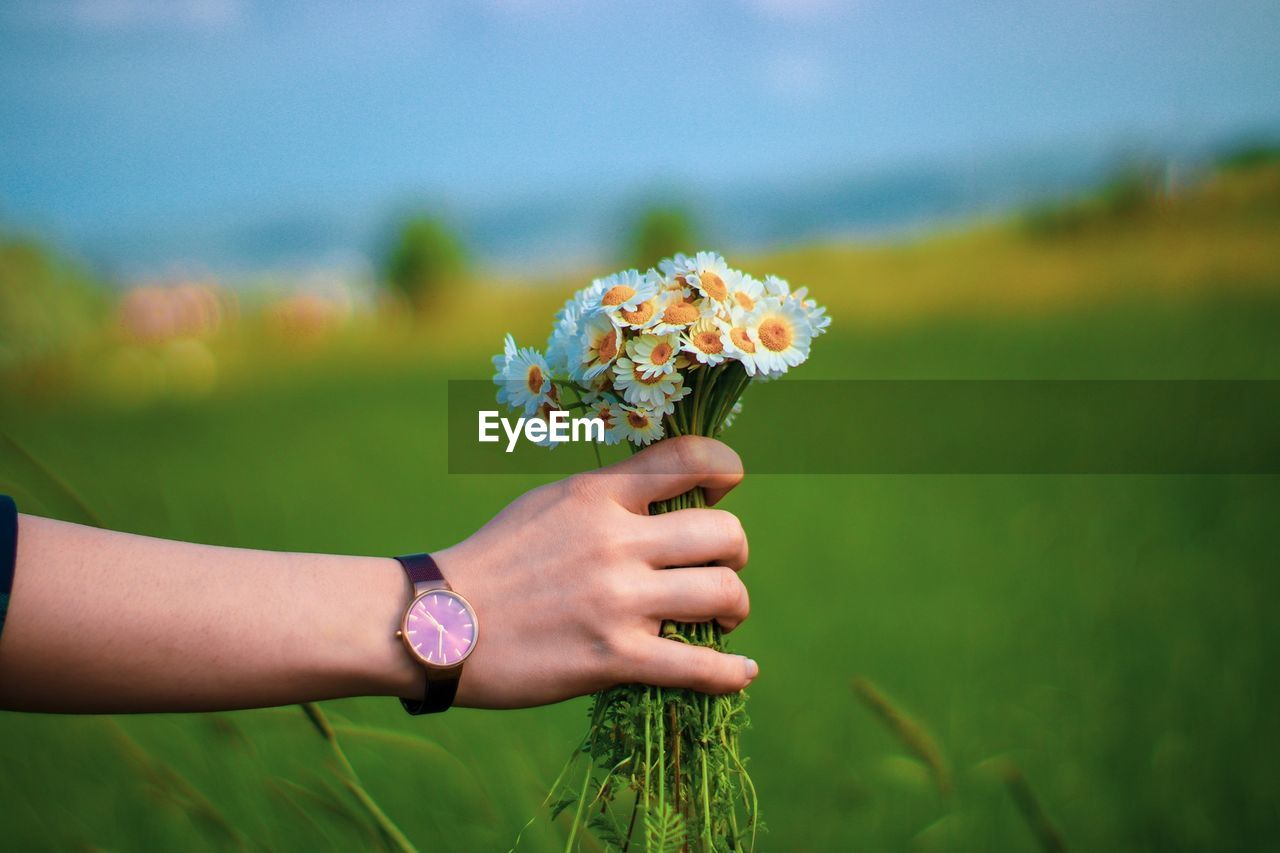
[1,0,1278,269]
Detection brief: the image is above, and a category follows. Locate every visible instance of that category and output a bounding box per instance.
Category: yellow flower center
[596,405,615,429]
[596,330,617,363]
[626,410,650,429]
[757,317,793,352]
[620,301,654,326]
[602,284,636,306]
[734,292,755,311]
[526,364,544,394]
[662,300,700,325]
[699,270,728,301]
[729,327,755,354]
[694,331,723,354]
[650,342,673,365]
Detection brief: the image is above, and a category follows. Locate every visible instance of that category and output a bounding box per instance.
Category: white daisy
[577,310,623,380]
[492,334,552,415]
[598,269,660,329]
[680,251,737,308]
[721,306,765,376]
[612,356,687,408]
[658,253,691,281]
[586,399,626,446]
[527,396,567,448]
[545,296,582,376]
[617,404,665,446]
[746,298,813,376]
[729,274,765,314]
[649,380,692,417]
[762,274,791,299]
[789,285,831,336]
[625,332,681,379]
[680,317,730,366]
[649,289,708,335]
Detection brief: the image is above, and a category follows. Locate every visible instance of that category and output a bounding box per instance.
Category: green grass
[2,166,1280,850]
[2,291,1279,851]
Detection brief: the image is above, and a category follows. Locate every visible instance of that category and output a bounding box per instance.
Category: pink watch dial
[402,589,478,667]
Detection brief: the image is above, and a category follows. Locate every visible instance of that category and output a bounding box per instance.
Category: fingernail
[742,657,759,679]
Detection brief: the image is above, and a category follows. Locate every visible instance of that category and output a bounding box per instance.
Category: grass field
[1,165,1278,851]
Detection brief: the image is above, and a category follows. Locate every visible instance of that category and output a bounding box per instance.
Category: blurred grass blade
[0,432,103,527]
[852,677,952,797]
[299,703,419,853]
[103,719,247,846]
[998,760,1067,853]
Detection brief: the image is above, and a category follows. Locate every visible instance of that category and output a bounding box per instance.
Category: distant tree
[625,205,699,269]
[1216,142,1280,173]
[382,214,467,309]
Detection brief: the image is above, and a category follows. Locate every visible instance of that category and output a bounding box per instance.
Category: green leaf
[643,803,685,853]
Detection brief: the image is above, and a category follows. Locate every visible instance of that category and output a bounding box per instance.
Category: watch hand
[437,629,443,659]
[422,610,444,630]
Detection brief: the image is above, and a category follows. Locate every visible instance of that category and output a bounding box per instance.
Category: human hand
[434,436,754,709]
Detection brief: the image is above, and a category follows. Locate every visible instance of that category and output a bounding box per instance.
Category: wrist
[342,555,424,700]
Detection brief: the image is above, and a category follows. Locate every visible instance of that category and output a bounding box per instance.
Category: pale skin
[0,436,756,714]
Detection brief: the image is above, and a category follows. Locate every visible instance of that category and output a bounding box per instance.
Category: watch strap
[394,553,461,716]
[399,674,460,716]
[396,552,448,592]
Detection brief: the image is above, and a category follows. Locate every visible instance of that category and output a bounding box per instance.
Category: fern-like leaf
[644,803,685,853]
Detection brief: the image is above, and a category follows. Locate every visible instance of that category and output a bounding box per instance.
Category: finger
[590,436,744,512]
[627,638,759,694]
[638,509,749,570]
[640,566,750,632]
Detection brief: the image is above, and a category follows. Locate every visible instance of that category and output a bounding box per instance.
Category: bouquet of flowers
[492,251,828,851]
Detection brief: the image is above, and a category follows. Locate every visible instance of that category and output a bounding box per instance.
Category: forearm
[0,515,423,713]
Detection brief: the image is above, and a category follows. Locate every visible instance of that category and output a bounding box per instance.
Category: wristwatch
[393,553,479,715]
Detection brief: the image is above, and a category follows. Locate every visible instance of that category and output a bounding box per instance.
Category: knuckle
[670,435,709,473]
[714,569,747,611]
[591,572,637,615]
[710,509,746,549]
[563,472,600,504]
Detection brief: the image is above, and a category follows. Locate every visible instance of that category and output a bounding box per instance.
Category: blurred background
[2,1,1279,850]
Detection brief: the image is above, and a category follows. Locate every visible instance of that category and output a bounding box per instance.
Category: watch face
[403,589,478,667]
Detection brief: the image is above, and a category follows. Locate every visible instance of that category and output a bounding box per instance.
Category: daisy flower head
[577,310,623,380]
[650,288,708,334]
[617,404,665,446]
[746,297,813,376]
[649,379,692,417]
[545,296,582,375]
[762,274,791,299]
[658,253,692,281]
[587,399,626,446]
[612,355,688,408]
[626,332,682,379]
[729,273,765,314]
[789,285,831,337]
[527,398,567,448]
[493,334,552,415]
[682,251,737,308]
[721,306,764,376]
[665,249,737,308]
[680,316,730,366]
[598,269,660,330]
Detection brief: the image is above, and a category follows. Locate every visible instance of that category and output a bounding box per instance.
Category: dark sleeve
[0,495,16,640]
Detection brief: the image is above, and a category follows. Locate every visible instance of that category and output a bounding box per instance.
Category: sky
[1,0,1278,271]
